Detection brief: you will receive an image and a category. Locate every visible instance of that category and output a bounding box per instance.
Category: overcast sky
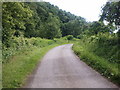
[42,0,108,22]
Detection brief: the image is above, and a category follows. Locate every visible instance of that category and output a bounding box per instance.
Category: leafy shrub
[76,35,83,39]
[73,40,120,85]
[2,36,69,63]
[2,37,56,63]
[65,35,74,40]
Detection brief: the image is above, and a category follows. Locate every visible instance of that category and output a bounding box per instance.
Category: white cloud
[42,0,108,22]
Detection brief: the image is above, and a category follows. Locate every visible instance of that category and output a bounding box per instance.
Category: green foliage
[61,18,86,37]
[2,2,87,47]
[100,1,120,25]
[42,14,62,39]
[2,36,70,88]
[3,44,60,88]
[2,2,33,46]
[85,21,111,35]
[65,35,74,40]
[2,1,119,87]
[2,37,54,62]
[76,35,83,39]
[73,33,120,85]
[88,33,119,63]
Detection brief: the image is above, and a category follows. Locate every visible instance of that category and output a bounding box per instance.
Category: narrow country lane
[24,44,118,88]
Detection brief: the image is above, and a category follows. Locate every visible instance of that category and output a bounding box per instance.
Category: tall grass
[73,32,120,85]
[2,37,55,62]
[3,44,60,88]
[2,37,68,88]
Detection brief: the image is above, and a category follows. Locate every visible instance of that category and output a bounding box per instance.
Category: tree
[2,2,33,46]
[100,1,120,41]
[38,13,62,39]
[61,19,86,37]
[24,2,40,37]
[2,2,88,43]
[46,14,62,39]
[88,21,110,35]
[100,1,120,26]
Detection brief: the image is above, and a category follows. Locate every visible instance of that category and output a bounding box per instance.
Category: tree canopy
[2,1,119,47]
[100,1,120,26]
[2,2,88,46]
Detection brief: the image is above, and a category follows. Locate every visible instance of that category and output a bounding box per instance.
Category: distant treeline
[2,1,120,47]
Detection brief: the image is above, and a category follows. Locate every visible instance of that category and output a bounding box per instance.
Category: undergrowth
[73,32,120,85]
[2,36,68,88]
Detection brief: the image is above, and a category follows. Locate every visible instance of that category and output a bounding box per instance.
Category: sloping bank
[3,37,67,88]
[72,34,120,86]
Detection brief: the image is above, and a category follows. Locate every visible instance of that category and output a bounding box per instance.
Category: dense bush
[89,33,119,63]
[2,37,55,63]
[76,35,81,39]
[73,32,120,85]
[65,35,74,40]
[2,2,87,47]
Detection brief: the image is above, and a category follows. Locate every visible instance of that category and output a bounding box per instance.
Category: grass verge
[3,44,60,88]
[73,42,120,86]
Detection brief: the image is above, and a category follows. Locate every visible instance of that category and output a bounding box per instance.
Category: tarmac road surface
[24,44,118,88]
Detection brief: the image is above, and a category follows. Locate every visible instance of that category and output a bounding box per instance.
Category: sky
[42,0,108,22]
